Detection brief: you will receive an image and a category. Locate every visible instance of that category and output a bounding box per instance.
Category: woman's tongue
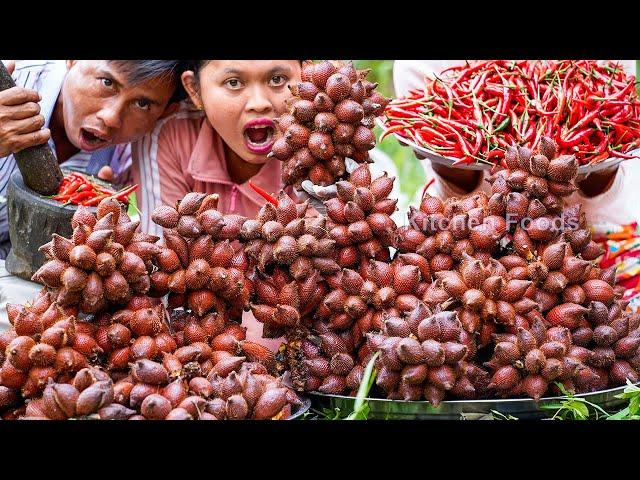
[246,127,268,145]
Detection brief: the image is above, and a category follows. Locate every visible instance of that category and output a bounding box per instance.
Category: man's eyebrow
[136,95,162,107]
[223,68,242,75]
[96,68,124,88]
[99,68,164,106]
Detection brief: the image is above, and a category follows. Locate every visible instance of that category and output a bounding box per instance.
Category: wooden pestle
[0,61,63,195]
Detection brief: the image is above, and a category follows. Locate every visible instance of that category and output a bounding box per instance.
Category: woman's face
[183,60,301,165]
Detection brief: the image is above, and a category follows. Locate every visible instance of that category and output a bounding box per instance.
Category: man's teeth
[84,130,106,144]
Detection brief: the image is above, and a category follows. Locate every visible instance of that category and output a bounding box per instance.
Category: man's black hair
[107,60,189,103]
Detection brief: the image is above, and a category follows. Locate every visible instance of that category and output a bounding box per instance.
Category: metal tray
[377,117,637,175]
[287,396,312,420]
[309,383,637,420]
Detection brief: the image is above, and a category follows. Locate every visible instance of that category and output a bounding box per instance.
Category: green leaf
[553,382,570,397]
[629,396,640,416]
[607,407,630,420]
[346,352,379,420]
[490,410,519,420]
[569,401,589,419]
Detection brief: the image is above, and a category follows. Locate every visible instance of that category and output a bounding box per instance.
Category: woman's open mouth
[79,128,109,151]
[243,119,276,155]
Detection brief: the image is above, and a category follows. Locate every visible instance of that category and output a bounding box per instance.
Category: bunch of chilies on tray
[383,60,640,168]
[1,61,639,420]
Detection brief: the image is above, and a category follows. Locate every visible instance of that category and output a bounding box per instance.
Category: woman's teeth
[245,126,273,146]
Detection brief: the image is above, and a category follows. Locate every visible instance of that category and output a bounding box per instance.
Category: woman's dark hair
[107,60,190,103]
[185,60,305,78]
[185,60,211,77]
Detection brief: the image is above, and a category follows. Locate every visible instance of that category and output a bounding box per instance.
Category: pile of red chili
[383,60,640,167]
[50,172,139,207]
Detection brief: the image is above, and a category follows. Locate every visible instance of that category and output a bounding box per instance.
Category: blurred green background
[353,60,426,208]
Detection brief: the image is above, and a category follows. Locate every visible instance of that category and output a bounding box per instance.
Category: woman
[131,60,302,237]
[131,60,303,348]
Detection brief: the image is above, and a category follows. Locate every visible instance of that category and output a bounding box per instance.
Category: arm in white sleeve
[392,60,466,97]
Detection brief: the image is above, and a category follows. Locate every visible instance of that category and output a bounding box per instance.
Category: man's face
[61,60,177,151]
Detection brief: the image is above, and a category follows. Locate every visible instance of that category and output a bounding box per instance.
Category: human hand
[0,61,50,157]
[295,157,361,214]
[97,165,114,182]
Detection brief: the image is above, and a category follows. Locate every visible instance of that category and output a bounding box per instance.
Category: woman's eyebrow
[267,65,293,75]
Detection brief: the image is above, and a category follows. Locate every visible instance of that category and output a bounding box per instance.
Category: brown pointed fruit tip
[614,336,640,359]
[399,364,428,386]
[522,374,547,401]
[523,348,546,375]
[547,303,588,329]
[610,360,639,385]
[293,81,318,101]
[488,365,520,391]
[131,359,169,385]
[490,341,520,367]
[582,279,615,306]
[427,365,456,391]
[150,205,179,229]
[98,403,137,420]
[392,337,424,365]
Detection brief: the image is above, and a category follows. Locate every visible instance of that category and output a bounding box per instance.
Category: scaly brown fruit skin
[274,61,389,186]
[296,137,639,402]
[15,133,639,412]
[32,198,155,316]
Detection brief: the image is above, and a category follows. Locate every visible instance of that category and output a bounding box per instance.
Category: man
[0,60,186,258]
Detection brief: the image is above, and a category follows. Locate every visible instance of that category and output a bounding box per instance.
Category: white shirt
[394,60,640,226]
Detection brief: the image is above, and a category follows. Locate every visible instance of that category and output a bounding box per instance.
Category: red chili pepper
[94,185,117,196]
[471,129,483,156]
[417,127,447,143]
[452,156,474,166]
[568,108,602,133]
[421,177,436,198]
[52,194,72,202]
[607,146,639,159]
[485,149,504,161]
[114,184,139,201]
[380,124,412,142]
[611,104,633,123]
[69,191,94,204]
[588,152,609,164]
[82,195,107,207]
[557,128,593,148]
[58,179,83,196]
[249,180,278,206]
[386,107,418,119]
[385,60,639,168]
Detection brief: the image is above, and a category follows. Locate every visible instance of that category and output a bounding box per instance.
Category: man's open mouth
[80,128,109,149]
